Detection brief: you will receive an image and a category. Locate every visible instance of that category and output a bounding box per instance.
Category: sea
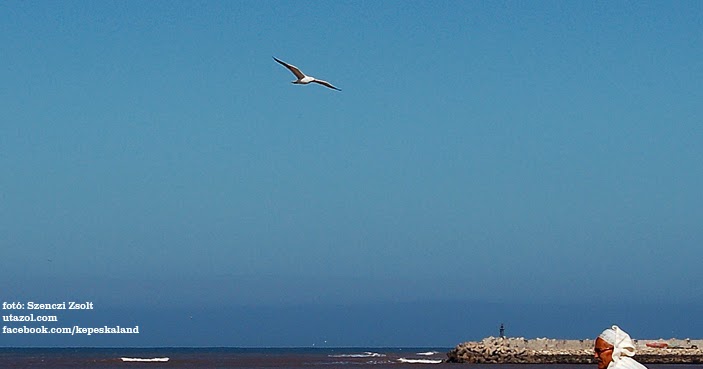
[0,348,701,369]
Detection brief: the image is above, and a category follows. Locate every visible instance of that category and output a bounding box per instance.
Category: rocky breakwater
[446,337,703,364]
[446,337,592,364]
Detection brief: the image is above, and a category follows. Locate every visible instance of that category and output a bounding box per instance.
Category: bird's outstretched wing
[312,79,341,91]
[273,57,306,79]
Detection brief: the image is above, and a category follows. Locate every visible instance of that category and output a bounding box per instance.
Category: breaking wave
[397,358,443,364]
[327,352,386,358]
[120,357,169,362]
[416,351,440,356]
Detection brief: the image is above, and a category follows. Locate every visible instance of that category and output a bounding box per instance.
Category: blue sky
[2,1,702,346]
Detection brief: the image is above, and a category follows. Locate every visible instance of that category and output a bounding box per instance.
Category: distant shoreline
[447,337,703,364]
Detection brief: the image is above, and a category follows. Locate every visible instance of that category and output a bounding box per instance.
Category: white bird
[273,57,341,91]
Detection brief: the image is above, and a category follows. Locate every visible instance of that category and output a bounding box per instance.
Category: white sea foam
[416,351,440,356]
[322,360,392,365]
[328,352,386,358]
[397,358,443,364]
[120,357,169,362]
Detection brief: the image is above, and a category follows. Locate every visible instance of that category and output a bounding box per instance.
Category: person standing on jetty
[594,325,647,369]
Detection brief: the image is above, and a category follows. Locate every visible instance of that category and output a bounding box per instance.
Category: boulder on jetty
[446,337,703,364]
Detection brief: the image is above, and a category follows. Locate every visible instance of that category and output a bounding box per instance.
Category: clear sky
[2,1,702,347]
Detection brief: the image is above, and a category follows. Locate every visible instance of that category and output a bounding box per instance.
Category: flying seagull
[273,57,341,91]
